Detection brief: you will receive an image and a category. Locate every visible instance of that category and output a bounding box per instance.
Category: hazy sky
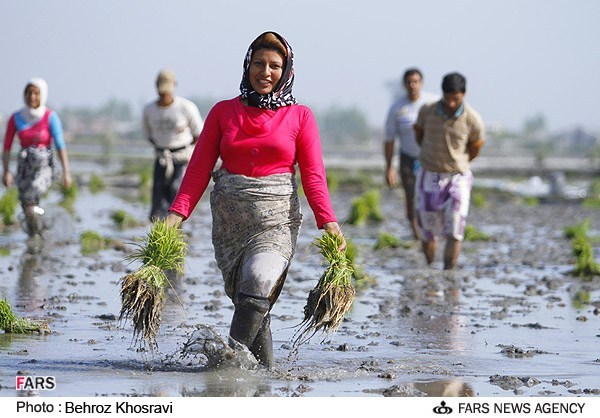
[1,0,599,132]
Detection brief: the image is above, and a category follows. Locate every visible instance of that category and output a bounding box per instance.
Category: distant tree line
[59,96,374,145]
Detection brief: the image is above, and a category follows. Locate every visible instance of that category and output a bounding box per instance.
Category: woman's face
[249,48,284,95]
[25,84,41,109]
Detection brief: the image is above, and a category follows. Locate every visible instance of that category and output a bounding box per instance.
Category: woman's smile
[249,49,283,95]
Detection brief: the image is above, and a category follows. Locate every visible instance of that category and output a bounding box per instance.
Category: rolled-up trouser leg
[229,253,289,366]
[238,253,289,299]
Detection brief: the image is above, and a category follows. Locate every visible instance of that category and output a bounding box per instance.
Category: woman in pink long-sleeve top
[166,31,344,368]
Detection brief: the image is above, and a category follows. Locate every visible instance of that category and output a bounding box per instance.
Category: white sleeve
[142,105,152,139]
[185,100,204,138]
[384,103,397,143]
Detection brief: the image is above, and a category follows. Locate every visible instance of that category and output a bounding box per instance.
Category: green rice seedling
[345,239,376,292]
[339,171,376,191]
[572,290,591,309]
[326,171,339,195]
[294,231,355,347]
[564,220,600,279]
[60,182,78,212]
[88,173,106,194]
[464,225,491,242]
[564,220,590,239]
[521,196,539,206]
[0,298,50,334]
[582,198,600,209]
[588,178,600,199]
[111,210,141,230]
[471,191,487,208]
[345,196,370,226]
[0,188,19,226]
[119,219,188,350]
[363,189,385,222]
[373,232,412,250]
[80,230,112,254]
[345,190,385,226]
[571,235,600,279]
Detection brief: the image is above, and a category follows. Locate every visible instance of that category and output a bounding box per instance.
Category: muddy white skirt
[15,146,55,207]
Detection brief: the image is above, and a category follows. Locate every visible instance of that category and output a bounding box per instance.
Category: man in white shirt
[384,68,437,240]
[143,69,203,220]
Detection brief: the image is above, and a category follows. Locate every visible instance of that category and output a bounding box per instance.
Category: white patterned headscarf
[239,31,297,110]
[21,77,49,123]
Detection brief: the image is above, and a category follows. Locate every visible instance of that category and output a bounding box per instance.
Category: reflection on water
[400,270,466,352]
[413,378,474,397]
[14,247,50,314]
[180,369,272,397]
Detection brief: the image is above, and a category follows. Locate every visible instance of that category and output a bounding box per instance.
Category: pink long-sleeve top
[3,109,66,152]
[169,97,337,228]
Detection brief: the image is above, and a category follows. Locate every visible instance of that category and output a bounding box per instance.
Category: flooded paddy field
[0,161,599,397]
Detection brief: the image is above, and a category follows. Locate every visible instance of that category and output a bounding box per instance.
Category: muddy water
[0,178,599,397]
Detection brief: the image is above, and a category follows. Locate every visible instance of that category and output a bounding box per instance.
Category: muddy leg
[23,205,44,237]
[422,240,436,265]
[443,238,461,270]
[229,294,270,364]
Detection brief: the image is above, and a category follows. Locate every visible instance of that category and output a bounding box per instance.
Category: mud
[0,167,599,397]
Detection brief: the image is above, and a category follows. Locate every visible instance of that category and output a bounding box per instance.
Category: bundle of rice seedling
[293,231,355,347]
[345,239,377,292]
[118,219,187,349]
[0,298,50,334]
[60,182,78,212]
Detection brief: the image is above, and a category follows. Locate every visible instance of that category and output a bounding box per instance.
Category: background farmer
[143,69,203,221]
[413,72,485,270]
[384,68,437,240]
[2,77,72,237]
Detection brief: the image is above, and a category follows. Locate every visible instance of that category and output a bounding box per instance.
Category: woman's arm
[49,112,72,189]
[168,103,222,219]
[2,115,16,187]
[295,107,345,249]
[2,151,12,187]
[57,148,72,189]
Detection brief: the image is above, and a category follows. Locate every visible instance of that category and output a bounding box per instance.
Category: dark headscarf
[239,31,297,109]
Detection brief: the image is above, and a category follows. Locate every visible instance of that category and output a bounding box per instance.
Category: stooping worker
[166,31,344,368]
[2,77,72,237]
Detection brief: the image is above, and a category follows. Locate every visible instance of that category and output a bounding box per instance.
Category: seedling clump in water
[0,298,50,334]
[564,220,600,279]
[345,189,385,226]
[0,188,19,226]
[119,219,187,350]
